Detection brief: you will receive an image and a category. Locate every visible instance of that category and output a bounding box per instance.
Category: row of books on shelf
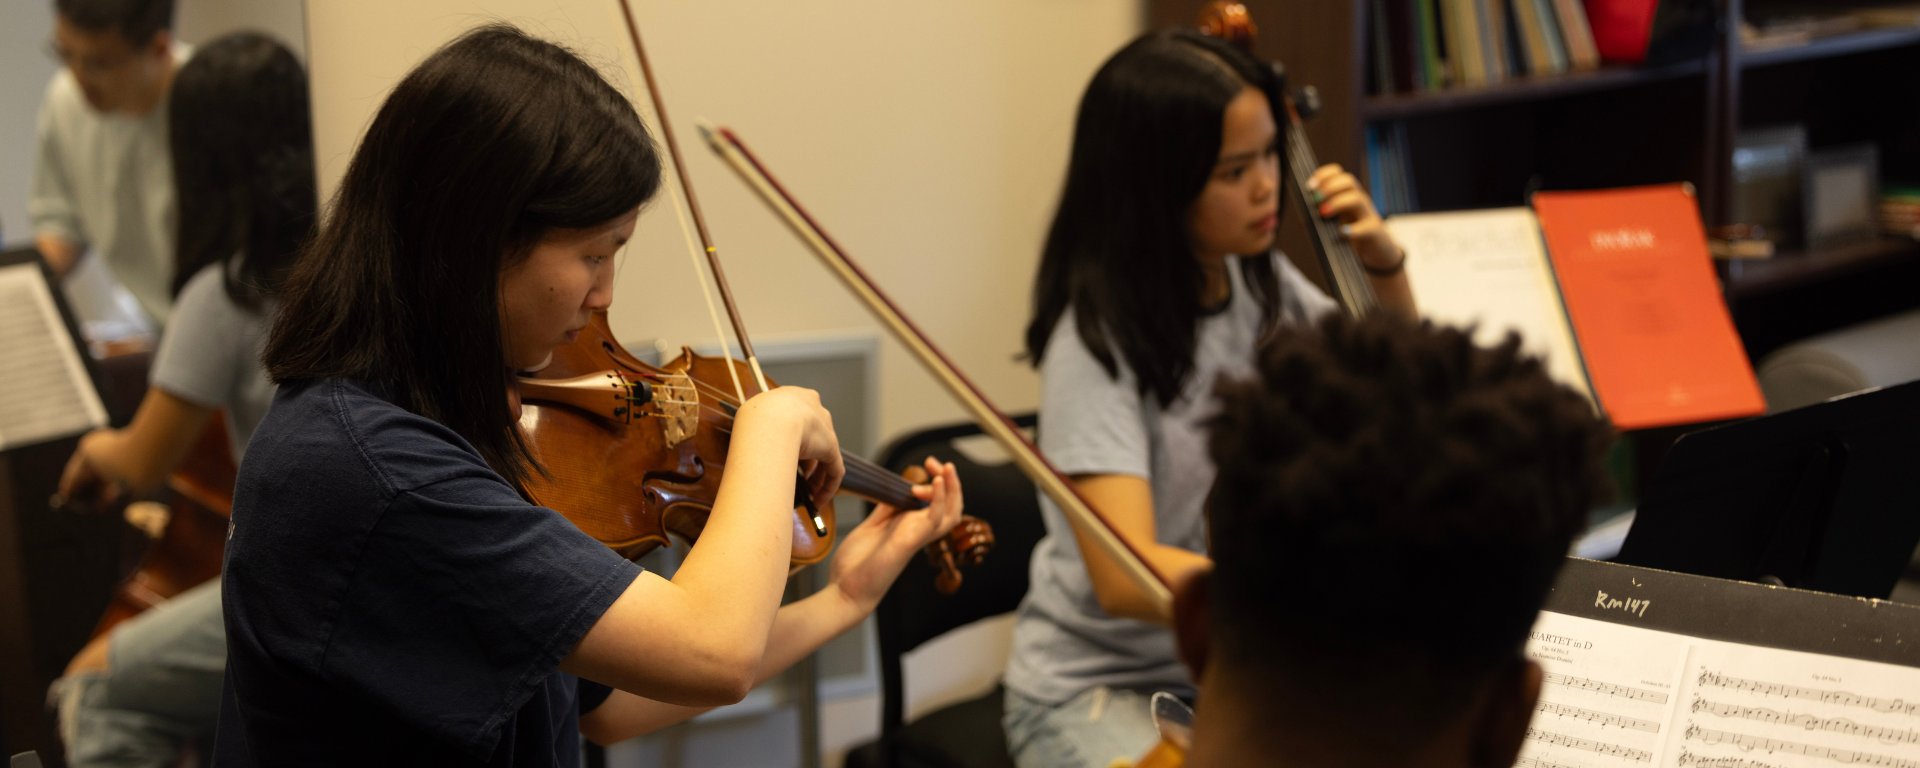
[1884,187,1920,239]
[1366,0,1604,95]
[1364,122,1419,216]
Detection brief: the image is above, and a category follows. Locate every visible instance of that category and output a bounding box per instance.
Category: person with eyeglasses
[31,0,189,326]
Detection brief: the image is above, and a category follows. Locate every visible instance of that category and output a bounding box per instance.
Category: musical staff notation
[1685,725,1919,768]
[1526,728,1654,762]
[1698,671,1920,718]
[0,265,106,449]
[1693,698,1920,745]
[1537,701,1663,733]
[1545,672,1671,704]
[1675,747,1788,768]
[1517,757,1584,768]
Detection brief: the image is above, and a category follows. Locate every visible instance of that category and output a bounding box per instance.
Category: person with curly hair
[1165,313,1614,768]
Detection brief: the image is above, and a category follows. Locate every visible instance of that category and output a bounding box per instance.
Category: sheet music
[0,262,107,450]
[1387,208,1593,400]
[1521,612,1920,768]
[1523,613,1692,768]
[1669,643,1920,768]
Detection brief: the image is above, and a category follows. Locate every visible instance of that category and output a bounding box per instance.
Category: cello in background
[84,414,233,639]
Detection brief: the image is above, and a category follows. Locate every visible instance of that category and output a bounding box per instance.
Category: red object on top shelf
[1586,0,1661,63]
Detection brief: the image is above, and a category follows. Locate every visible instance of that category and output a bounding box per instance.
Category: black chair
[845,415,1045,768]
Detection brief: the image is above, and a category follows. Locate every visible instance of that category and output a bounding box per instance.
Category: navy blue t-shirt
[214,378,641,766]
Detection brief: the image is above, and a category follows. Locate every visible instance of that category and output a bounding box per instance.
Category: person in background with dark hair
[50,31,312,768]
[1003,29,1417,768]
[215,25,964,765]
[1167,314,1612,768]
[32,0,187,324]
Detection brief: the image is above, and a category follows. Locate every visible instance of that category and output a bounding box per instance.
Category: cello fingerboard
[1285,119,1380,318]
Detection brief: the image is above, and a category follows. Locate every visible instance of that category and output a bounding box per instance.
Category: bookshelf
[1148,0,1920,496]
[1725,237,1920,299]
[1740,23,1920,68]
[1149,0,1920,347]
[1359,58,1706,120]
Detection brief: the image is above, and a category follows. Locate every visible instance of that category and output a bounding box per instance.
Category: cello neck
[1283,110,1378,318]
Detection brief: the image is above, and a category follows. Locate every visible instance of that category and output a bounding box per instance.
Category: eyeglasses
[46,39,138,77]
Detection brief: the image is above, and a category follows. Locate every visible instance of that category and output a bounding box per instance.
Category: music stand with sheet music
[0,247,109,450]
[0,246,112,758]
[1615,380,1920,600]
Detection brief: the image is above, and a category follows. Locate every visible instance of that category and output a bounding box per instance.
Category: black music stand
[0,247,121,760]
[1616,380,1920,599]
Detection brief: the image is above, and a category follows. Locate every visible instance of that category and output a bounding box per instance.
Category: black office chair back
[870,415,1044,739]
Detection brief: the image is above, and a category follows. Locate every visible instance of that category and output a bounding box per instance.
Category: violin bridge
[653,372,699,447]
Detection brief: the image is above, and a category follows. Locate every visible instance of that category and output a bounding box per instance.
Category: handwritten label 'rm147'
[1596,591,1651,617]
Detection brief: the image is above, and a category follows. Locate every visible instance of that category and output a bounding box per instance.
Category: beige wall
[306,0,1140,451]
[176,0,308,59]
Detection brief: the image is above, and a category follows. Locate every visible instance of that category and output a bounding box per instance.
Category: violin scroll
[901,463,994,594]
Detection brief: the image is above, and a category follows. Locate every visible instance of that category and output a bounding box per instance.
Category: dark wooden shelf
[1356,25,1920,122]
[1724,237,1920,298]
[1741,25,1920,69]
[1359,59,1706,121]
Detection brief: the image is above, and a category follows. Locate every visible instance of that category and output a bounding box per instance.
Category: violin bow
[611,0,766,402]
[697,123,1175,617]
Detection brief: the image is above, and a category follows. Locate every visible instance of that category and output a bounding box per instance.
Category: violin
[1199,1,1381,317]
[513,1,993,591]
[515,313,991,577]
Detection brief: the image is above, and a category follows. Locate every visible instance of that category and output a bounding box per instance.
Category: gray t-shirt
[150,263,277,462]
[1004,253,1337,704]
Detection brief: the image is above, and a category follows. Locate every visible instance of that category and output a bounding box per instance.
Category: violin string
[649,394,912,492]
[609,0,754,405]
[648,99,751,407]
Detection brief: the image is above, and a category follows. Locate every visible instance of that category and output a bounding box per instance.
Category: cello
[84,414,234,638]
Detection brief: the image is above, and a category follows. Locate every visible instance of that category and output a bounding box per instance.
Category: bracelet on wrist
[1362,247,1407,277]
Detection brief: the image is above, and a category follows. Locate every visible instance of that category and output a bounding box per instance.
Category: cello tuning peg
[1294,85,1322,121]
[1268,61,1289,91]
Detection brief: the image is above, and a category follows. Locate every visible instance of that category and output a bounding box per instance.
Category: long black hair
[168,31,314,312]
[1025,29,1287,407]
[263,25,662,489]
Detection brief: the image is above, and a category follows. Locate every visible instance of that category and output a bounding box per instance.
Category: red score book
[1532,184,1765,430]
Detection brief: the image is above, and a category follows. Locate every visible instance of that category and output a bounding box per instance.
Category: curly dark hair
[1203,313,1612,739]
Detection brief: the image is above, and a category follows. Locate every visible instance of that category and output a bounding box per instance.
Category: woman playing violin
[1003,28,1415,768]
[215,25,962,765]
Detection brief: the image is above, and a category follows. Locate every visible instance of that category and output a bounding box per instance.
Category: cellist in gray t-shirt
[1001,29,1416,768]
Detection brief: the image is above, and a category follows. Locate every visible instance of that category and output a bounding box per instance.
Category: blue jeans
[1003,685,1161,768]
[55,580,226,768]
